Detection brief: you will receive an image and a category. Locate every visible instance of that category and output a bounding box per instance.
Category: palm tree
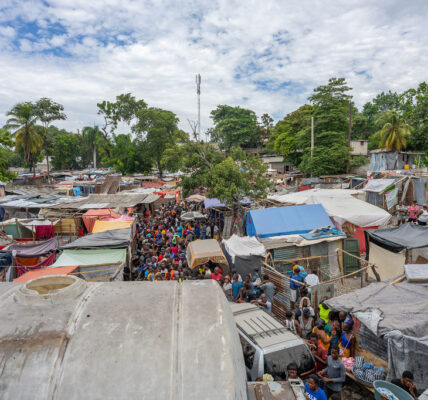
[374,109,411,151]
[5,103,43,175]
[82,126,100,168]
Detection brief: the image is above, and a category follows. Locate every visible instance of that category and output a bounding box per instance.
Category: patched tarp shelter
[326,281,428,389]
[61,228,132,249]
[366,224,428,280]
[14,266,78,282]
[51,248,127,281]
[221,235,266,278]
[186,239,228,270]
[82,209,120,232]
[246,204,332,238]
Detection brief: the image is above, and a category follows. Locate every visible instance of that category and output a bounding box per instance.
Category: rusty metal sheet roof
[47,194,160,209]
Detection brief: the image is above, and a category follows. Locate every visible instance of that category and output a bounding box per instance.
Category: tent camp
[51,248,127,281]
[366,223,428,281]
[326,281,428,389]
[82,209,120,232]
[186,239,228,270]
[246,204,332,238]
[91,219,134,233]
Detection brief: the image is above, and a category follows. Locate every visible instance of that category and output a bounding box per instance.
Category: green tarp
[51,248,126,267]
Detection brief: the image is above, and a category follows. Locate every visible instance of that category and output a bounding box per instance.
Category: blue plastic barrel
[373,380,414,400]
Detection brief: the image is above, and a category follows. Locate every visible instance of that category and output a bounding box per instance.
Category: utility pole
[196,74,201,138]
[310,116,314,158]
[347,101,352,173]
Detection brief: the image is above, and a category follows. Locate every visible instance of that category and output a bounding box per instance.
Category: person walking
[318,346,346,399]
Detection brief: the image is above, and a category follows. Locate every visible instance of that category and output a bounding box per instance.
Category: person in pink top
[408,201,419,223]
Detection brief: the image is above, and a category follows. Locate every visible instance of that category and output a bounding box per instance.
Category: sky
[0,0,427,135]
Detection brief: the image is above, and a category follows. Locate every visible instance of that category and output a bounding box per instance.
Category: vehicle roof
[230,302,305,351]
[0,278,247,400]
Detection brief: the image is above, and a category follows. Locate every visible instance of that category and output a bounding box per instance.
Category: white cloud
[0,0,427,135]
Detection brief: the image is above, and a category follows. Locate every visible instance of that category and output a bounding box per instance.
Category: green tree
[180,141,271,226]
[133,107,179,176]
[81,126,103,168]
[5,102,43,175]
[271,105,314,166]
[400,82,428,153]
[0,128,18,181]
[209,105,259,151]
[104,134,152,175]
[34,98,66,177]
[298,78,351,175]
[97,93,147,155]
[50,128,82,170]
[373,109,411,151]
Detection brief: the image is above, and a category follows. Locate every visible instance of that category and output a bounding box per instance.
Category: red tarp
[82,209,120,232]
[354,226,378,254]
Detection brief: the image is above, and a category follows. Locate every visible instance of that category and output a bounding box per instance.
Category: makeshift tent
[366,224,428,280]
[246,204,332,238]
[186,239,228,270]
[326,281,428,389]
[102,215,134,222]
[14,266,79,282]
[221,235,265,278]
[91,219,133,233]
[222,235,266,263]
[82,209,120,232]
[204,197,250,209]
[52,248,127,267]
[185,194,206,202]
[4,236,57,257]
[61,228,132,249]
[52,248,127,281]
[15,252,57,278]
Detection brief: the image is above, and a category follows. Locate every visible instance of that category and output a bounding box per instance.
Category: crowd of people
[396,200,428,225]
[132,201,420,400]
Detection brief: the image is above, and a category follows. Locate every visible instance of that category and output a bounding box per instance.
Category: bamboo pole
[337,248,381,282]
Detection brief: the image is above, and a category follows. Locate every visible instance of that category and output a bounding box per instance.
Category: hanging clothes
[35,225,55,239]
[15,252,57,278]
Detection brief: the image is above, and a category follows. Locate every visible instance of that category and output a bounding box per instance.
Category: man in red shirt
[308,332,327,372]
[210,266,223,281]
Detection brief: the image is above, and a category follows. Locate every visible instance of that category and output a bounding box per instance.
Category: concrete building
[350,140,368,156]
[261,155,294,173]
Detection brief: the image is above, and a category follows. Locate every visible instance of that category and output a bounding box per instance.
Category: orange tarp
[14,266,78,282]
[92,219,133,233]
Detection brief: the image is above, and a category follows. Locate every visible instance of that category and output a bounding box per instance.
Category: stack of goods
[341,357,355,371]
[352,356,386,383]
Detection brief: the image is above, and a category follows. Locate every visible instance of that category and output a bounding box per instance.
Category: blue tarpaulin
[245,204,333,238]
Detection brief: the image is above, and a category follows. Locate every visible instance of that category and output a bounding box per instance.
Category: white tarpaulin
[222,234,266,262]
[363,179,395,193]
[268,189,391,228]
[268,188,365,204]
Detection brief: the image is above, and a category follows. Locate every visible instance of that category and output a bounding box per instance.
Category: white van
[231,302,316,381]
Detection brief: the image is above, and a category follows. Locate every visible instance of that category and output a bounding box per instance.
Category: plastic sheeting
[92,219,133,233]
[368,242,405,281]
[61,228,132,249]
[222,235,266,262]
[367,223,428,252]
[4,236,57,257]
[386,330,428,390]
[363,179,395,192]
[246,204,332,238]
[413,177,428,205]
[52,248,127,267]
[268,190,390,228]
[369,152,387,172]
[82,209,120,232]
[14,266,79,282]
[404,264,428,283]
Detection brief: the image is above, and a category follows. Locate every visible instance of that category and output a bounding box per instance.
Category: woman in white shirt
[417,205,428,226]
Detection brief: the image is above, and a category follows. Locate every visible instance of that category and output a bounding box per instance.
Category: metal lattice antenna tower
[196,74,201,137]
